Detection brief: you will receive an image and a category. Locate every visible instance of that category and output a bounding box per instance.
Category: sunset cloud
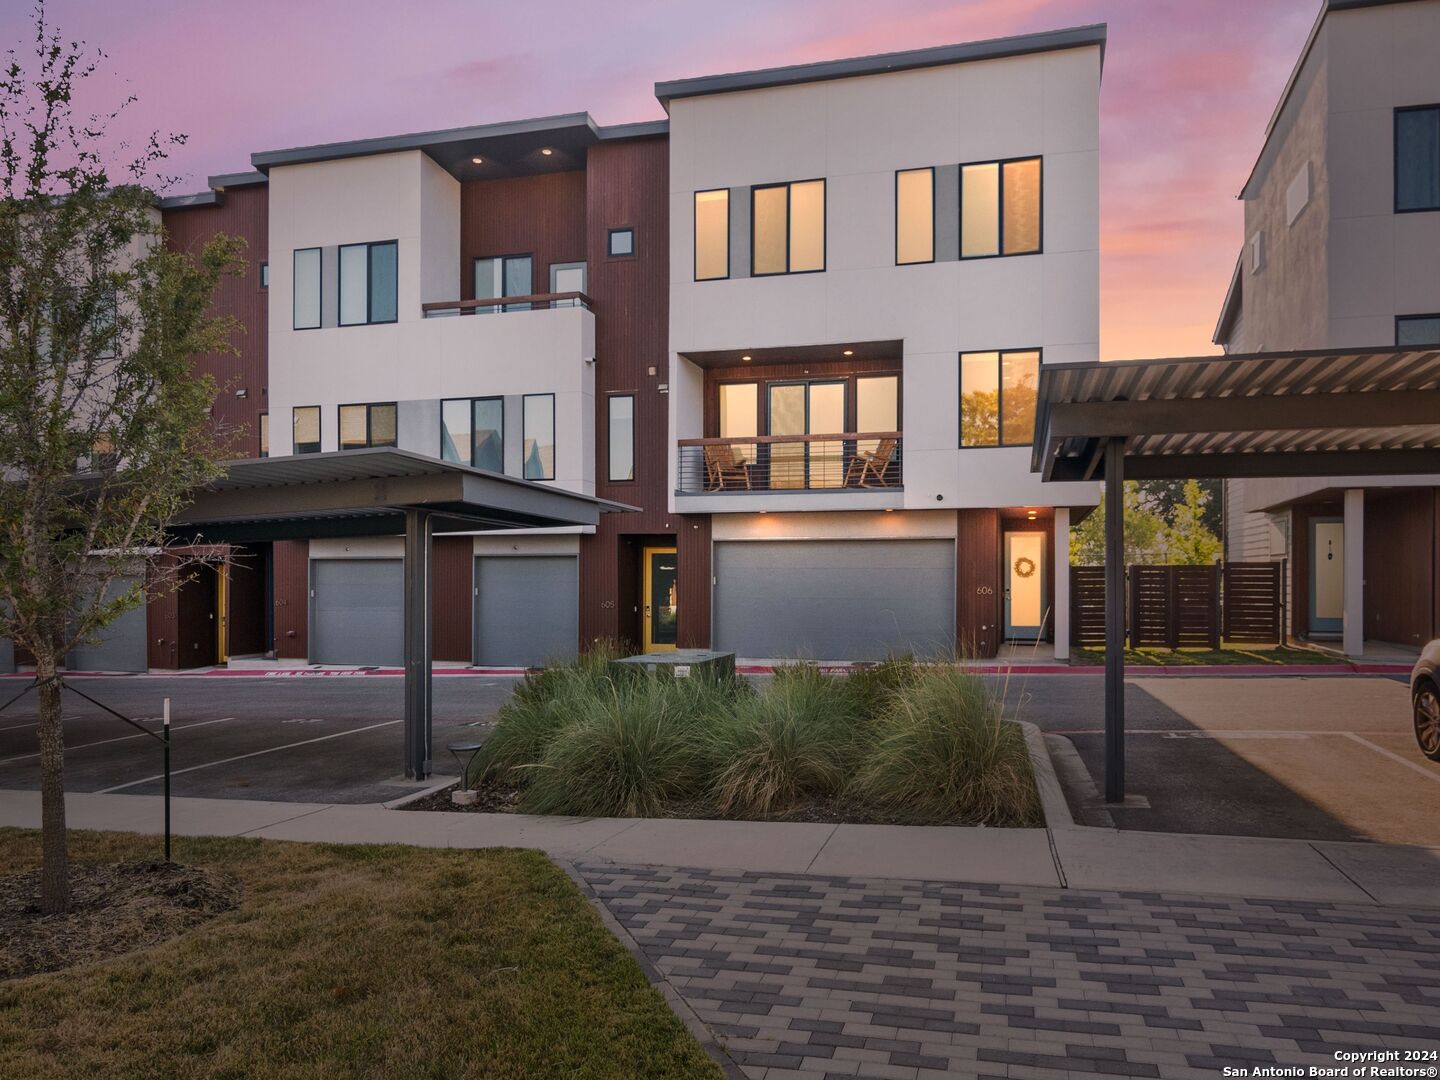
[10,0,1327,359]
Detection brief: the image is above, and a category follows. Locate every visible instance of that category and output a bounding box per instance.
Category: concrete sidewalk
[2,787,1436,908]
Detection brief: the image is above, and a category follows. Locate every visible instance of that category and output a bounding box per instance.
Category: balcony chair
[703,443,753,490]
[845,438,898,487]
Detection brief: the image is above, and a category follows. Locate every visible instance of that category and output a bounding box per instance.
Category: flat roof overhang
[169,447,635,543]
[1031,346,1440,483]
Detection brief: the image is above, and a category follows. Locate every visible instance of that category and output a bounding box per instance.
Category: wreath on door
[1013,555,1037,579]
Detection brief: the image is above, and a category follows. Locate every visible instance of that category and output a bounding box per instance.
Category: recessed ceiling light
[843,349,854,357]
[471,156,483,164]
[741,354,752,361]
[540,148,553,156]
[1027,509,1038,519]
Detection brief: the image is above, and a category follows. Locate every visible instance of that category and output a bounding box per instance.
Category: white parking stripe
[94,719,401,793]
[1342,732,1440,785]
[0,717,238,765]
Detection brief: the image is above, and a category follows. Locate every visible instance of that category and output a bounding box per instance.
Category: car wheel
[1416,680,1440,762]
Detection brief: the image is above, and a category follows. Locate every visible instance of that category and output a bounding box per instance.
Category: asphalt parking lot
[0,671,1434,846]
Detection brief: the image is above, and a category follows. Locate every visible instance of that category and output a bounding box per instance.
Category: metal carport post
[403,508,433,779]
[1103,437,1125,804]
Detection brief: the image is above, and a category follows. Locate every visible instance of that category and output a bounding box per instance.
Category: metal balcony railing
[421,291,594,317]
[676,433,902,494]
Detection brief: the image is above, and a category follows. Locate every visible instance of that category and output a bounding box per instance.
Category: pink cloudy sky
[5,0,1323,359]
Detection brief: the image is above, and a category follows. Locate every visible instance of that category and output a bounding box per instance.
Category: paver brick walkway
[575,863,1440,1080]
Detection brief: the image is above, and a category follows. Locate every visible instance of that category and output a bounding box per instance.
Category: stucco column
[1343,488,1364,658]
[1053,507,1070,661]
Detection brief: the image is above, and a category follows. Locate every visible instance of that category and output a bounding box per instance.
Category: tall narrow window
[475,254,533,312]
[1397,314,1440,346]
[442,396,504,470]
[896,168,935,264]
[856,375,900,456]
[293,406,321,454]
[961,158,1041,258]
[338,403,397,449]
[522,394,555,480]
[339,241,398,325]
[258,413,269,459]
[608,395,635,481]
[694,189,730,280]
[259,262,269,289]
[960,349,1041,447]
[1396,105,1440,212]
[293,247,321,329]
[751,179,825,275]
[718,382,759,464]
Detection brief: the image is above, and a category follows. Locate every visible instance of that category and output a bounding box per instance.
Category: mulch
[0,860,240,981]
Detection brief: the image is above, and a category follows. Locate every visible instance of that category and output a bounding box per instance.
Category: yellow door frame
[216,563,229,664]
[642,546,678,653]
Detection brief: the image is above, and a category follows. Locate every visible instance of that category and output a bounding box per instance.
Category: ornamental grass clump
[520,675,712,818]
[705,663,867,817]
[857,665,1041,826]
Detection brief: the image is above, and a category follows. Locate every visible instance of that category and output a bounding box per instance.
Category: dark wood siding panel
[1364,489,1437,648]
[162,184,269,458]
[272,539,308,659]
[459,171,586,300]
[956,508,1000,658]
[431,536,473,662]
[579,136,705,648]
[1291,505,1311,639]
[227,544,268,657]
[146,559,180,670]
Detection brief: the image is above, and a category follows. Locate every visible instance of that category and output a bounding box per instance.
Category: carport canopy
[168,448,634,779]
[1030,345,1440,802]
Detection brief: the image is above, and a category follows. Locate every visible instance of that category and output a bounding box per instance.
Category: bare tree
[0,2,244,913]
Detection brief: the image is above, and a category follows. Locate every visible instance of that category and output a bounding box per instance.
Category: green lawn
[1071,644,1343,667]
[0,829,721,1080]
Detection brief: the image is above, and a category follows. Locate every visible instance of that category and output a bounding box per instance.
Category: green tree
[1135,478,1222,536]
[1069,482,1168,566]
[0,4,243,912]
[1162,478,1223,565]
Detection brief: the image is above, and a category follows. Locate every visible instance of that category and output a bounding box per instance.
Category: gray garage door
[67,577,148,672]
[474,556,578,668]
[311,559,403,667]
[713,540,955,660]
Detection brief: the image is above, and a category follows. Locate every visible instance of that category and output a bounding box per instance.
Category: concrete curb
[380,775,460,809]
[558,859,748,1080]
[1017,720,1073,831]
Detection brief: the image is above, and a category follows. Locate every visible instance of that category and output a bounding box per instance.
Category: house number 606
[975,586,994,596]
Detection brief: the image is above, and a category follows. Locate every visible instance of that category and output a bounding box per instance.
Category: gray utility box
[610,649,737,682]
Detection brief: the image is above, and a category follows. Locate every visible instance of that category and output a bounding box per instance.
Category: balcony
[676,433,902,507]
[421,291,593,317]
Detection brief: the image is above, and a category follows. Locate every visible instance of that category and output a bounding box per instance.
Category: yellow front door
[215,562,229,663]
[642,547,679,652]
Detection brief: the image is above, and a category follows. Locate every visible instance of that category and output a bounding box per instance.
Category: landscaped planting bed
[409,651,1042,827]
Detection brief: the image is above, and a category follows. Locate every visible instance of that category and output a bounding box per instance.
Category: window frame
[292,405,321,454]
[258,412,269,459]
[474,252,534,311]
[440,395,505,470]
[958,156,1043,261]
[522,392,557,481]
[693,188,731,281]
[607,393,636,483]
[895,167,937,266]
[1394,104,1440,214]
[1396,313,1440,346]
[607,227,636,259]
[958,348,1042,449]
[259,261,269,290]
[337,401,398,450]
[292,247,322,330]
[338,240,399,326]
[750,178,827,277]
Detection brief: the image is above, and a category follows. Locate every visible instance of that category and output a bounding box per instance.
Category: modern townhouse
[1215,0,1440,655]
[7,23,1105,673]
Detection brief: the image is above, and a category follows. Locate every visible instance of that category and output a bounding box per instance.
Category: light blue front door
[1308,518,1344,638]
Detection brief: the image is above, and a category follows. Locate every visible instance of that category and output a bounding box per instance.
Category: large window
[522,393,555,480]
[1398,314,1440,346]
[293,247,321,329]
[474,254,532,312]
[960,349,1040,448]
[694,189,730,280]
[338,402,397,449]
[719,382,759,464]
[441,397,503,472]
[1396,105,1440,212]
[339,240,398,326]
[293,406,321,454]
[895,168,935,265]
[961,157,1041,258]
[608,395,635,481]
[752,179,825,275]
